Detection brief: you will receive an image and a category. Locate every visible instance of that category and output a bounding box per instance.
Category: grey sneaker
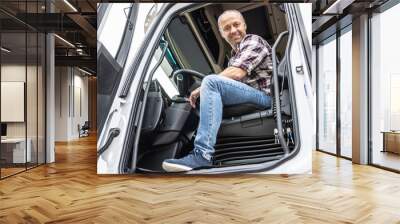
[162,150,212,172]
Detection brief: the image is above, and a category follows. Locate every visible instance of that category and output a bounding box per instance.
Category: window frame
[315,23,353,161]
[368,0,400,173]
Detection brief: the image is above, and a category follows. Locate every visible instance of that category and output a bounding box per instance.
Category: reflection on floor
[373,150,400,171]
[0,167,25,177]
[0,162,43,178]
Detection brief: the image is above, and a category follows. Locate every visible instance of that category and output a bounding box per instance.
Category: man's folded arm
[222,35,270,81]
[219,66,247,80]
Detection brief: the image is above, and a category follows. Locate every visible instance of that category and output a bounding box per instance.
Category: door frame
[123,3,307,174]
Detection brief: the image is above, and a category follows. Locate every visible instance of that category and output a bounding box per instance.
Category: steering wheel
[171,69,206,117]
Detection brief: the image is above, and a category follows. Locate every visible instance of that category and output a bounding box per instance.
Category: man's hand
[189,87,201,108]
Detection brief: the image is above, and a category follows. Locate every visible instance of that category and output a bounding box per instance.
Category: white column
[352,14,369,164]
[46,33,55,163]
[45,0,56,163]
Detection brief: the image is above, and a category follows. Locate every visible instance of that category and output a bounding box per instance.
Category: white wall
[1,65,25,137]
[1,64,34,138]
[71,71,89,138]
[55,66,89,141]
[55,66,69,141]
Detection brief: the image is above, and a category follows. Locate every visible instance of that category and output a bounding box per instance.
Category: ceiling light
[322,0,355,15]
[78,67,93,76]
[1,47,11,53]
[63,0,78,12]
[54,34,75,48]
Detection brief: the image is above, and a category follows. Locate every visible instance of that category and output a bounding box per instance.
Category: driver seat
[218,89,290,137]
[222,103,267,118]
[218,104,274,137]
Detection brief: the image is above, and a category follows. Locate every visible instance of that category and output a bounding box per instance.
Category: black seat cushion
[223,103,267,118]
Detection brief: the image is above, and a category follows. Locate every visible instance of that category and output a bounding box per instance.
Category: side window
[98,3,164,134]
[98,3,132,59]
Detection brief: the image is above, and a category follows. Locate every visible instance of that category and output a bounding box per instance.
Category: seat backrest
[222,88,291,120]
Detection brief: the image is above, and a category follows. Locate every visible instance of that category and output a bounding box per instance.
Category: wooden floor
[1,135,400,223]
[372,150,400,171]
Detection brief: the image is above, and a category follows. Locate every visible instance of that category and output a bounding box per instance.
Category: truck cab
[97,3,314,174]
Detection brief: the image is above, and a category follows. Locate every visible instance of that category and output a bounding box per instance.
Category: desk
[1,138,32,163]
[381,131,400,154]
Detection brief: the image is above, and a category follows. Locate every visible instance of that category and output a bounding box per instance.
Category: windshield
[148,41,179,99]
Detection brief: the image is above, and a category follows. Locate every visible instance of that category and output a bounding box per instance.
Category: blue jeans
[193,74,271,161]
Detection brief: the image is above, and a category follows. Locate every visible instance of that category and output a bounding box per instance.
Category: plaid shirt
[228,34,273,95]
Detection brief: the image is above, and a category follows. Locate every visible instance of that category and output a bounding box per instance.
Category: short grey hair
[217,10,246,31]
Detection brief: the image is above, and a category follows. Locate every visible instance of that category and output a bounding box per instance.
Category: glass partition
[0,1,46,179]
[370,3,400,171]
[339,27,352,158]
[27,30,38,169]
[1,31,28,177]
[317,35,337,155]
[38,32,45,165]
